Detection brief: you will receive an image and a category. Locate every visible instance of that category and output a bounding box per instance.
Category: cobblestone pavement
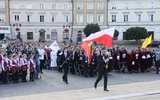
[0,69,160,98]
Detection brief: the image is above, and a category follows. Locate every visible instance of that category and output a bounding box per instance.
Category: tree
[124,27,148,41]
[114,29,119,40]
[83,23,100,37]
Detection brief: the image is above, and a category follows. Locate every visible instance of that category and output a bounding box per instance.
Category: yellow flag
[141,34,152,48]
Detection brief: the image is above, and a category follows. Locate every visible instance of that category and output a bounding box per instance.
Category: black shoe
[66,82,69,84]
[104,89,109,91]
[94,84,97,89]
[62,77,65,82]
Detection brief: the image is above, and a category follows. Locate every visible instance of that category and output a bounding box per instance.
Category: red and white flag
[83,27,115,48]
[49,41,60,52]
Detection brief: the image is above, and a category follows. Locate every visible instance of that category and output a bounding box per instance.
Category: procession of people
[0,40,160,92]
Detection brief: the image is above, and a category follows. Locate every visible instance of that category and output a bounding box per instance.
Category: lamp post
[71,0,74,44]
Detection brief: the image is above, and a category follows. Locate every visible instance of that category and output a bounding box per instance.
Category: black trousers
[156,60,160,73]
[71,60,75,74]
[22,70,27,81]
[89,64,94,77]
[83,64,88,77]
[13,71,19,83]
[62,64,68,82]
[95,68,108,89]
[40,59,45,73]
[2,71,8,84]
[0,72,2,84]
[30,71,34,81]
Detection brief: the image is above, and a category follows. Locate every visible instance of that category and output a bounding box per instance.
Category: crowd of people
[0,40,160,86]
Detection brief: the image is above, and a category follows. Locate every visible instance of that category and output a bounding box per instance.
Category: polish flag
[49,41,60,52]
[83,27,115,48]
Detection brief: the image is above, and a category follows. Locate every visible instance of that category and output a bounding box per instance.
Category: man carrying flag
[81,27,115,91]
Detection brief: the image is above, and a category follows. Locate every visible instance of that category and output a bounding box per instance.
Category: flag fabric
[141,34,152,48]
[49,41,60,52]
[80,42,92,62]
[83,27,115,48]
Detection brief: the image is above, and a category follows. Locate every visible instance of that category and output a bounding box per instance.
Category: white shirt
[38,49,45,60]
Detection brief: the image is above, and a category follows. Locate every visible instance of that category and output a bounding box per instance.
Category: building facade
[108,0,160,40]
[72,0,108,43]
[9,0,73,42]
[0,0,10,40]
[0,0,160,42]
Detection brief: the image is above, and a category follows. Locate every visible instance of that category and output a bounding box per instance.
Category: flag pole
[60,53,73,67]
[60,47,78,67]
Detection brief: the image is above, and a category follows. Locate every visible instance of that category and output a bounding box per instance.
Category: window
[63,15,69,22]
[14,3,19,9]
[77,14,83,23]
[124,15,128,22]
[52,15,57,22]
[52,4,57,9]
[136,3,141,9]
[111,3,116,9]
[14,15,19,22]
[77,34,82,41]
[0,14,5,22]
[27,15,32,22]
[136,14,141,22]
[124,3,128,9]
[26,3,32,9]
[148,14,153,21]
[77,2,83,10]
[63,32,69,39]
[51,29,57,40]
[39,3,44,9]
[97,14,103,22]
[27,32,33,40]
[87,14,93,23]
[112,15,116,22]
[63,4,68,10]
[97,2,103,9]
[0,1,4,8]
[40,15,44,22]
[87,2,93,9]
[148,2,154,8]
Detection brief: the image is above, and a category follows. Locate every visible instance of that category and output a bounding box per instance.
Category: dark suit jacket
[97,55,106,71]
[82,55,88,66]
[60,52,69,66]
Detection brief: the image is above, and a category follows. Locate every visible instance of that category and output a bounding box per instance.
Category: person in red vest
[0,49,3,84]
[1,54,9,84]
[28,54,35,82]
[11,54,19,83]
[21,54,28,82]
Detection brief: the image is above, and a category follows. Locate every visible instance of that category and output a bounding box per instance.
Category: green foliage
[114,29,119,37]
[83,23,100,37]
[124,27,148,41]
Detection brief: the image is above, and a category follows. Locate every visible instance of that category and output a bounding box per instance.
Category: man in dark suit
[60,48,69,84]
[82,52,88,77]
[70,47,78,74]
[94,49,109,91]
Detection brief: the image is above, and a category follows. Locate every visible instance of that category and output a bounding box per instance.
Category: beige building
[0,0,10,40]
[9,0,73,42]
[108,0,160,40]
[72,0,108,43]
